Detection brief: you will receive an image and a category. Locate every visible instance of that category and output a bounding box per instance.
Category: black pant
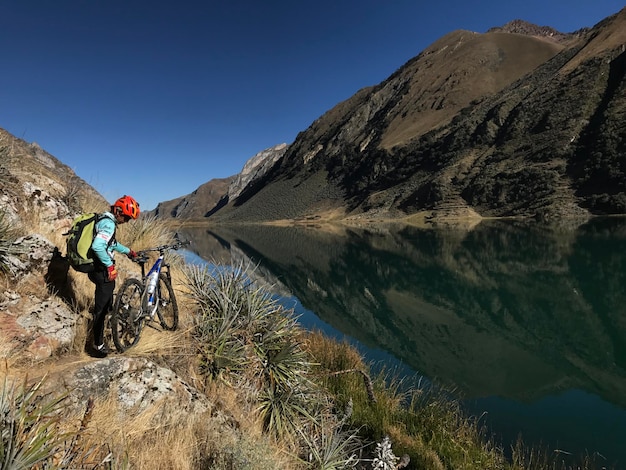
[88,268,115,347]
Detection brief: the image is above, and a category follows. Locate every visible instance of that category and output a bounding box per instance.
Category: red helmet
[112,195,140,219]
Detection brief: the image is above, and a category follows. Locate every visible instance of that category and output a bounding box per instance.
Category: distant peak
[487,19,568,41]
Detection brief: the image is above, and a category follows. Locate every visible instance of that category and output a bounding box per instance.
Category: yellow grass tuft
[113,323,191,358]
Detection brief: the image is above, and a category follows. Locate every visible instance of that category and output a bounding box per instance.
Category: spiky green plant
[182,262,251,380]
[297,411,362,470]
[182,261,322,440]
[0,210,24,274]
[256,385,316,440]
[182,261,306,387]
[0,376,69,469]
[195,303,249,380]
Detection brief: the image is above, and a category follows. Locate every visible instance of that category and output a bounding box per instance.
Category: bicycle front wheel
[156,273,178,331]
[111,278,145,352]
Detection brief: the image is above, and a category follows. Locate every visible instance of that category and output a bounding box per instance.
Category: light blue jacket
[90,212,131,268]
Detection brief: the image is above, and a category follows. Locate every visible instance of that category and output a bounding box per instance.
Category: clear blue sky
[1,1,622,211]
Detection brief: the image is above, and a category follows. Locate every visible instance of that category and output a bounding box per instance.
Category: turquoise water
[179,218,626,467]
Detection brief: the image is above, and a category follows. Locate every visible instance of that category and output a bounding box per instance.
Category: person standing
[88,195,139,358]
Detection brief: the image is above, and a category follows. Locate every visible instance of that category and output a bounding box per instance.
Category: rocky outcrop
[65,357,211,416]
[0,235,76,360]
[228,143,288,200]
[0,290,77,360]
[151,143,288,219]
[486,19,577,42]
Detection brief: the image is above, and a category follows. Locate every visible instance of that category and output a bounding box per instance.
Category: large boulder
[65,357,210,413]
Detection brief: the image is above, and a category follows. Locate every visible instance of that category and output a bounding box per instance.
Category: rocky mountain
[0,128,107,224]
[227,143,288,201]
[164,7,626,224]
[150,143,288,219]
[151,175,235,219]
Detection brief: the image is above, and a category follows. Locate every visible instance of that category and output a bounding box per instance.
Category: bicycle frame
[135,242,185,318]
[140,253,166,314]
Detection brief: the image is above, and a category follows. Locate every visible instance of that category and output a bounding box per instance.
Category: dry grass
[199,381,299,469]
[118,213,175,250]
[72,385,295,470]
[71,391,199,469]
[114,323,190,357]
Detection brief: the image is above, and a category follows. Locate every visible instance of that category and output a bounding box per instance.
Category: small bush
[182,261,322,440]
[0,209,24,275]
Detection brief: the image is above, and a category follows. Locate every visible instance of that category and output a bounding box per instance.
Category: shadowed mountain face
[199,8,625,223]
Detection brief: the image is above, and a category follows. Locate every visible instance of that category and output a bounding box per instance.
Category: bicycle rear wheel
[111,278,145,352]
[156,273,178,331]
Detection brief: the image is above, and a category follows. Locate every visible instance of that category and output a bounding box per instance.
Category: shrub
[0,376,69,469]
[0,209,24,275]
[181,261,320,440]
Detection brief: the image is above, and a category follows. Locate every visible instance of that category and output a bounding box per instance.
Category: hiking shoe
[91,343,111,358]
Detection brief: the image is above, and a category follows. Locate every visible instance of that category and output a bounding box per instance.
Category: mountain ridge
[154,9,626,225]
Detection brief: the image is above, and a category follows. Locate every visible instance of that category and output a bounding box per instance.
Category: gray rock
[0,292,78,359]
[66,357,211,418]
[6,234,55,277]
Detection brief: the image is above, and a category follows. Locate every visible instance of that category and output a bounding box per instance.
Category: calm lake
[176,217,626,467]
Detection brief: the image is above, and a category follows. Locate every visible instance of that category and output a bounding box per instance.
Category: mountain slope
[0,128,106,220]
[150,144,288,219]
[207,8,626,223]
[151,176,235,219]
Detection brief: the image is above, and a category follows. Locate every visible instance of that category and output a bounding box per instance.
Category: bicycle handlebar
[134,240,191,261]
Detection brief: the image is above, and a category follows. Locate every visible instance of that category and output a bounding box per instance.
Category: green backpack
[64,213,103,272]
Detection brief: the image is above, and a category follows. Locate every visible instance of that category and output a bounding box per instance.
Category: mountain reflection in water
[176,218,626,465]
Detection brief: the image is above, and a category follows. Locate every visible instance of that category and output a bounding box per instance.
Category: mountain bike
[110,240,190,352]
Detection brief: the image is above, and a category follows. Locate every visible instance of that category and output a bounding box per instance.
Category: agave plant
[183,261,324,440]
[183,261,312,387]
[0,376,68,469]
[0,210,24,275]
[256,384,317,440]
[297,410,363,470]
[183,262,253,380]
